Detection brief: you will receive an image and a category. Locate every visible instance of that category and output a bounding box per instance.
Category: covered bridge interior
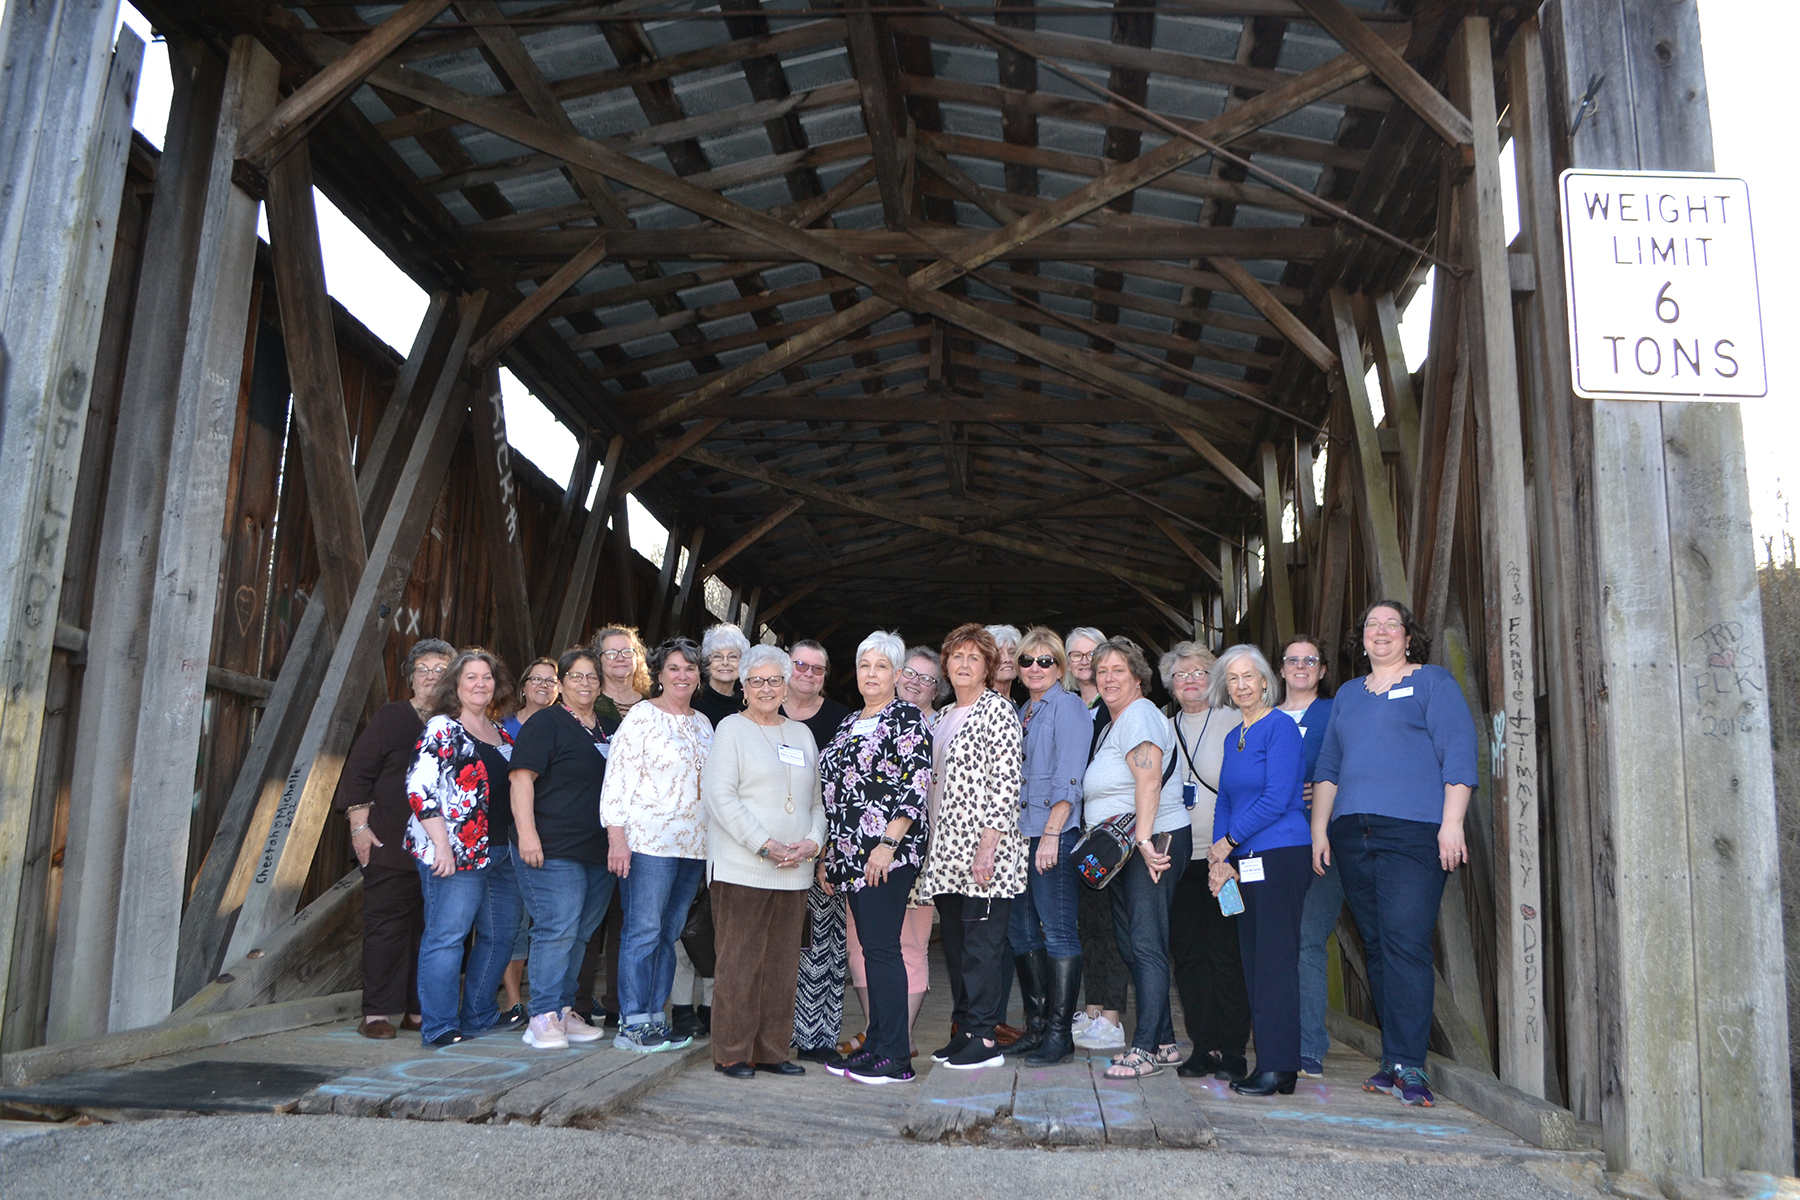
[0,0,1787,1183]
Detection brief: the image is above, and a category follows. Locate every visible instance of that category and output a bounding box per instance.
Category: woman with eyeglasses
[334,637,453,1039]
[1159,643,1249,1082]
[694,623,750,729]
[601,638,715,1053]
[784,639,854,1063]
[839,644,944,1061]
[1277,635,1336,1078]
[508,649,615,1050]
[1009,628,1092,1065]
[1064,627,1105,711]
[701,645,825,1077]
[1063,626,1129,1051]
[1311,601,1477,1108]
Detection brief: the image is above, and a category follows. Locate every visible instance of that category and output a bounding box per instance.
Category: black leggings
[1077,877,1130,1011]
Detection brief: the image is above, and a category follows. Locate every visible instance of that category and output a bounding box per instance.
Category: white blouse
[598,700,714,859]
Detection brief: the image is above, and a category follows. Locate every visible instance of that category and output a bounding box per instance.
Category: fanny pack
[1072,724,1177,889]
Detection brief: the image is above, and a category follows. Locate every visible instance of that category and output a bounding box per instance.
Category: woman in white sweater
[702,644,826,1077]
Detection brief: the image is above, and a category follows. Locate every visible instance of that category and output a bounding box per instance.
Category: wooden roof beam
[467,232,608,369]
[1292,0,1473,152]
[698,497,806,579]
[1205,255,1338,374]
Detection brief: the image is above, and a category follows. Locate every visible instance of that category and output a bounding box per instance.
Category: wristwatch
[757,845,772,859]
[878,834,901,849]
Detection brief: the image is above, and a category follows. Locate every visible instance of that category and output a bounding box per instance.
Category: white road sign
[1560,170,1766,401]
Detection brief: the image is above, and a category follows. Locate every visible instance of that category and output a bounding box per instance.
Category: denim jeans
[1108,824,1191,1051]
[1297,858,1345,1062]
[515,853,616,1019]
[415,861,494,1042]
[461,844,523,1032]
[1330,813,1447,1069]
[617,853,705,1024]
[1007,828,1083,958]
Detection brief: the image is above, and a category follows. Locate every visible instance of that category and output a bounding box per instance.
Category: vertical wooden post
[1548,0,1790,1175]
[108,37,280,1031]
[530,432,597,641]
[644,524,681,644]
[612,495,637,627]
[549,435,625,654]
[742,586,762,639]
[1447,15,1547,1101]
[472,367,534,672]
[1328,289,1409,604]
[1507,14,1601,1120]
[1259,443,1295,648]
[667,528,708,639]
[0,17,141,1050]
[48,35,223,1045]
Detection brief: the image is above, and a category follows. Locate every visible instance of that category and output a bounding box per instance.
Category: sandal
[836,1031,866,1057]
[1153,1043,1183,1065]
[1104,1046,1163,1079]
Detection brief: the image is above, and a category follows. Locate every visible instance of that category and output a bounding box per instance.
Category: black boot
[1025,956,1082,1066]
[1008,949,1052,1054]
[669,1004,701,1039]
[1230,1069,1297,1096]
[696,1004,712,1034]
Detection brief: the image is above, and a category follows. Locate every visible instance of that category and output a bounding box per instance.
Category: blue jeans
[515,854,616,1019]
[1330,813,1447,1069]
[1108,825,1192,1051]
[617,853,705,1025]
[1297,858,1344,1062]
[415,858,517,1042]
[1007,828,1082,958]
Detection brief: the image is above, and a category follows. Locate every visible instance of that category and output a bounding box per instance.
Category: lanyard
[1172,710,1215,791]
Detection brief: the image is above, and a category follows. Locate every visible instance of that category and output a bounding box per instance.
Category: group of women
[334,596,1477,1107]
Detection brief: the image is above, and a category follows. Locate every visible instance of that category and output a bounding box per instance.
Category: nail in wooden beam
[699,498,805,580]
[1260,443,1296,648]
[1293,0,1473,152]
[1207,256,1338,375]
[550,435,626,655]
[1327,288,1408,603]
[223,291,487,963]
[236,0,453,180]
[467,233,607,370]
[473,366,534,672]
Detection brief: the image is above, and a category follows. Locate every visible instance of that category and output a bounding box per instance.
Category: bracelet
[350,824,371,836]
[345,806,372,819]
[878,835,901,849]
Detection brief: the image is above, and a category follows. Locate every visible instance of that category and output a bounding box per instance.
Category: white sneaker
[561,1006,604,1043]
[1075,1015,1125,1049]
[1071,1011,1095,1038]
[522,1011,569,1049]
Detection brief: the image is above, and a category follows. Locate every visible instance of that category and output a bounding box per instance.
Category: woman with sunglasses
[1277,635,1336,1077]
[1008,628,1092,1064]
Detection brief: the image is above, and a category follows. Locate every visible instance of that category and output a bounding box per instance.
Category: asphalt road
[0,1113,1607,1200]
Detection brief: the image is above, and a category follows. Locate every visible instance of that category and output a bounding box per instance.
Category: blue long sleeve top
[1278,695,1333,782]
[1017,686,1092,836]
[1314,664,1479,825]
[1212,712,1309,854]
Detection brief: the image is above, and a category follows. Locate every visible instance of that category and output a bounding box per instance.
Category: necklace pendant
[785,797,795,814]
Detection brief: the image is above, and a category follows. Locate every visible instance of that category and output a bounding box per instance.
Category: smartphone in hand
[1218,877,1245,917]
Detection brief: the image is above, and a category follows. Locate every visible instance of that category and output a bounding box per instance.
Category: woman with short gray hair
[333,636,454,1039]
[986,624,1023,702]
[703,644,826,1076]
[1063,626,1105,708]
[1205,643,1310,1096]
[695,622,751,728]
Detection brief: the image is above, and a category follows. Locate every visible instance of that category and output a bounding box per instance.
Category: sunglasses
[791,661,826,675]
[1017,654,1058,669]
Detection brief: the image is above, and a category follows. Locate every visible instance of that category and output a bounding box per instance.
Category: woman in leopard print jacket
[912,623,1026,1071]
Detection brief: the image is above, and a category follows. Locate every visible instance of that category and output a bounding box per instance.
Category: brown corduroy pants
[710,881,809,1065]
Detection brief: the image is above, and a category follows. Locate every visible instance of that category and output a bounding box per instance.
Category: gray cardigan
[701,713,826,890]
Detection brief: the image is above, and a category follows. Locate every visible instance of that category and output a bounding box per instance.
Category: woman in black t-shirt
[509,648,617,1051]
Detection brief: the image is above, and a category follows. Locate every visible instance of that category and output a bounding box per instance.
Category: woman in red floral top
[407,647,521,1047]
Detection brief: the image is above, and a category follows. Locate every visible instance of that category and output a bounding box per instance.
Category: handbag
[1072,716,1180,889]
[679,882,717,977]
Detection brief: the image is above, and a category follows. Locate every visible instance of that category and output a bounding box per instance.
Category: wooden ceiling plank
[1205,254,1338,374]
[1292,0,1473,150]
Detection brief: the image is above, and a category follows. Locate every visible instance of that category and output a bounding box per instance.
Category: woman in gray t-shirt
[1079,637,1190,1081]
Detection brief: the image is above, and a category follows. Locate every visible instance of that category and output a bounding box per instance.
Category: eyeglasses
[1018,654,1058,669]
[744,675,784,689]
[523,675,557,687]
[564,672,600,685]
[791,661,826,676]
[414,664,448,679]
[1067,651,1092,663]
[599,648,634,661]
[900,666,939,687]
[1171,669,1208,682]
[1282,655,1322,668]
[708,652,741,664]
[1364,620,1406,633]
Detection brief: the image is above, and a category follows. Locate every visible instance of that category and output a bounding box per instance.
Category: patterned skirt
[790,880,847,1050]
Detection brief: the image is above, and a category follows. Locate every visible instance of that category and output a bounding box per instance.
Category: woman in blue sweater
[1205,644,1310,1097]
[1311,600,1478,1109]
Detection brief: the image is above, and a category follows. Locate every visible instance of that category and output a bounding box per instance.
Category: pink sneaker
[522,1010,568,1049]
[561,1006,604,1043]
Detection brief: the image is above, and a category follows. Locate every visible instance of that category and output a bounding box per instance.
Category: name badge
[778,744,806,766]
[1238,856,1265,883]
[1387,687,1414,700]
[1181,781,1197,810]
[496,743,513,761]
[852,718,878,737]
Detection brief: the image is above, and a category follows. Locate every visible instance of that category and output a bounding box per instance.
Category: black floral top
[406,715,512,872]
[819,699,932,891]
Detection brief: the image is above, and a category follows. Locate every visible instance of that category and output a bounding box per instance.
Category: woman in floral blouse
[817,630,932,1086]
[406,647,521,1047]
[600,637,714,1053]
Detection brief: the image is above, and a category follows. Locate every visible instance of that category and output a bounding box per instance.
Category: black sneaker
[930,1031,972,1062]
[845,1055,916,1085]
[826,1047,877,1077]
[495,1004,528,1032]
[943,1038,1006,1070]
[795,1045,838,1063]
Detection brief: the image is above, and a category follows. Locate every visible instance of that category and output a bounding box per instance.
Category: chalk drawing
[1263,1109,1470,1138]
